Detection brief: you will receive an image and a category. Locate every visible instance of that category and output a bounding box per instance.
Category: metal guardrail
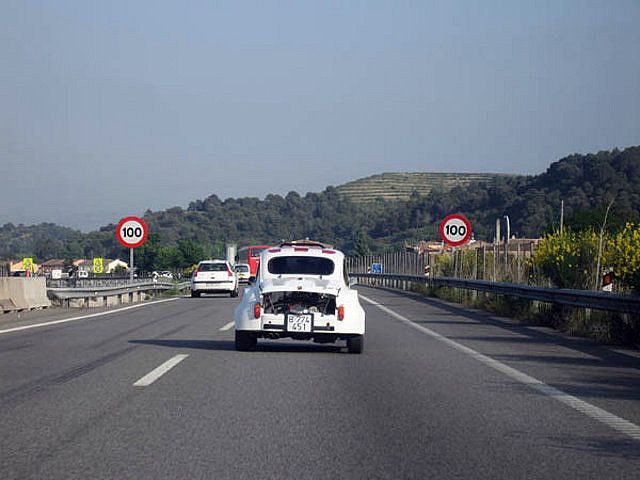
[47,281,190,303]
[47,277,157,288]
[352,273,640,314]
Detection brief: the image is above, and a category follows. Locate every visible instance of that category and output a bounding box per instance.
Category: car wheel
[230,288,238,298]
[191,291,200,298]
[235,331,257,351]
[347,335,363,354]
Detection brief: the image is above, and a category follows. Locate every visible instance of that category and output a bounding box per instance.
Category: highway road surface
[0,286,638,479]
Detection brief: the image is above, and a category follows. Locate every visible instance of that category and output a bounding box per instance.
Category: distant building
[39,259,66,275]
[76,260,93,274]
[9,260,40,273]
[106,259,128,273]
[406,237,540,254]
[75,258,129,274]
[405,241,448,254]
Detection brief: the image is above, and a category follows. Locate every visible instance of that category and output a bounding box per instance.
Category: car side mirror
[348,278,358,288]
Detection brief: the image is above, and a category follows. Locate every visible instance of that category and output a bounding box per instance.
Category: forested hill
[1,146,638,261]
[376,146,640,243]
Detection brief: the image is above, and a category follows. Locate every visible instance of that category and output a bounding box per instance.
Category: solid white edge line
[0,298,180,335]
[220,321,234,331]
[359,294,640,442]
[133,354,189,387]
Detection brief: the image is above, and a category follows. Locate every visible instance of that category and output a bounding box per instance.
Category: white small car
[234,241,365,353]
[233,263,251,284]
[191,260,238,297]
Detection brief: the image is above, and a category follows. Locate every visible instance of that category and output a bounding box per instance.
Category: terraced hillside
[335,172,514,203]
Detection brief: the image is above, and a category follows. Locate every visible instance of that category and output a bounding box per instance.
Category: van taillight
[338,306,344,320]
[254,303,261,318]
[193,269,198,277]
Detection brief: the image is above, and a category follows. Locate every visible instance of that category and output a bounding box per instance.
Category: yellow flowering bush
[606,223,640,293]
[532,229,601,289]
[533,224,640,292]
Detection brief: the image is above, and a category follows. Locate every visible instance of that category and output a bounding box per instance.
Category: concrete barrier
[24,277,51,309]
[0,278,51,313]
[6,278,30,310]
[0,278,18,311]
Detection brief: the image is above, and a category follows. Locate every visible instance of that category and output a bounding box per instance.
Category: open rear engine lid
[260,277,341,295]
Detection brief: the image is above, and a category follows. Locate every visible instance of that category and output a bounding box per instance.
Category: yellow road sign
[23,257,34,272]
[93,258,104,274]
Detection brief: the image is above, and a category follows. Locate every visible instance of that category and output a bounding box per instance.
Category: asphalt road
[0,286,638,479]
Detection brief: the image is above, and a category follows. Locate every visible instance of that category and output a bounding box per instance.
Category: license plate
[286,313,313,333]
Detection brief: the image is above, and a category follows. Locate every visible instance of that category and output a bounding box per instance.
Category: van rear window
[267,256,334,275]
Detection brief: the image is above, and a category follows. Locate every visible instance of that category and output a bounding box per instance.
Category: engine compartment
[263,291,336,316]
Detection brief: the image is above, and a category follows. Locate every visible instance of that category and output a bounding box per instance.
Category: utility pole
[503,215,510,278]
[594,197,615,291]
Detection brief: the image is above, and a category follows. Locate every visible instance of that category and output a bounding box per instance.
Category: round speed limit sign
[116,216,148,248]
[439,214,472,246]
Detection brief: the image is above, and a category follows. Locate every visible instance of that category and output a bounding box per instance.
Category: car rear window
[267,256,334,275]
[198,263,227,272]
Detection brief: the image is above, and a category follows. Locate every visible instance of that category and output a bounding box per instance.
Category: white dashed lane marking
[133,354,189,387]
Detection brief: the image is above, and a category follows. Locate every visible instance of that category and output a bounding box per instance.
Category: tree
[178,240,207,266]
[34,238,62,261]
[135,233,162,272]
[62,241,83,260]
[352,232,373,256]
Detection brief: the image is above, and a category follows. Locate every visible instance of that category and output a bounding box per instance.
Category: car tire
[191,291,200,298]
[230,288,238,298]
[347,335,363,354]
[235,330,257,351]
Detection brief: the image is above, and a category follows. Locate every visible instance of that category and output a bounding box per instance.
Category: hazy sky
[2,1,638,231]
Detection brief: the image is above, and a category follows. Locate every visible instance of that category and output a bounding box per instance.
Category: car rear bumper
[235,314,365,336]
[192,280,236,292]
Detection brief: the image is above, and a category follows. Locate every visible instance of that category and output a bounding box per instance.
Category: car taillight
[254,303,261,318]
[227,265,233,276]
[338,306,344,320]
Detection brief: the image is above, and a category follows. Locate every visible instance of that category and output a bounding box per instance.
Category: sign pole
[116,216,147,283]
